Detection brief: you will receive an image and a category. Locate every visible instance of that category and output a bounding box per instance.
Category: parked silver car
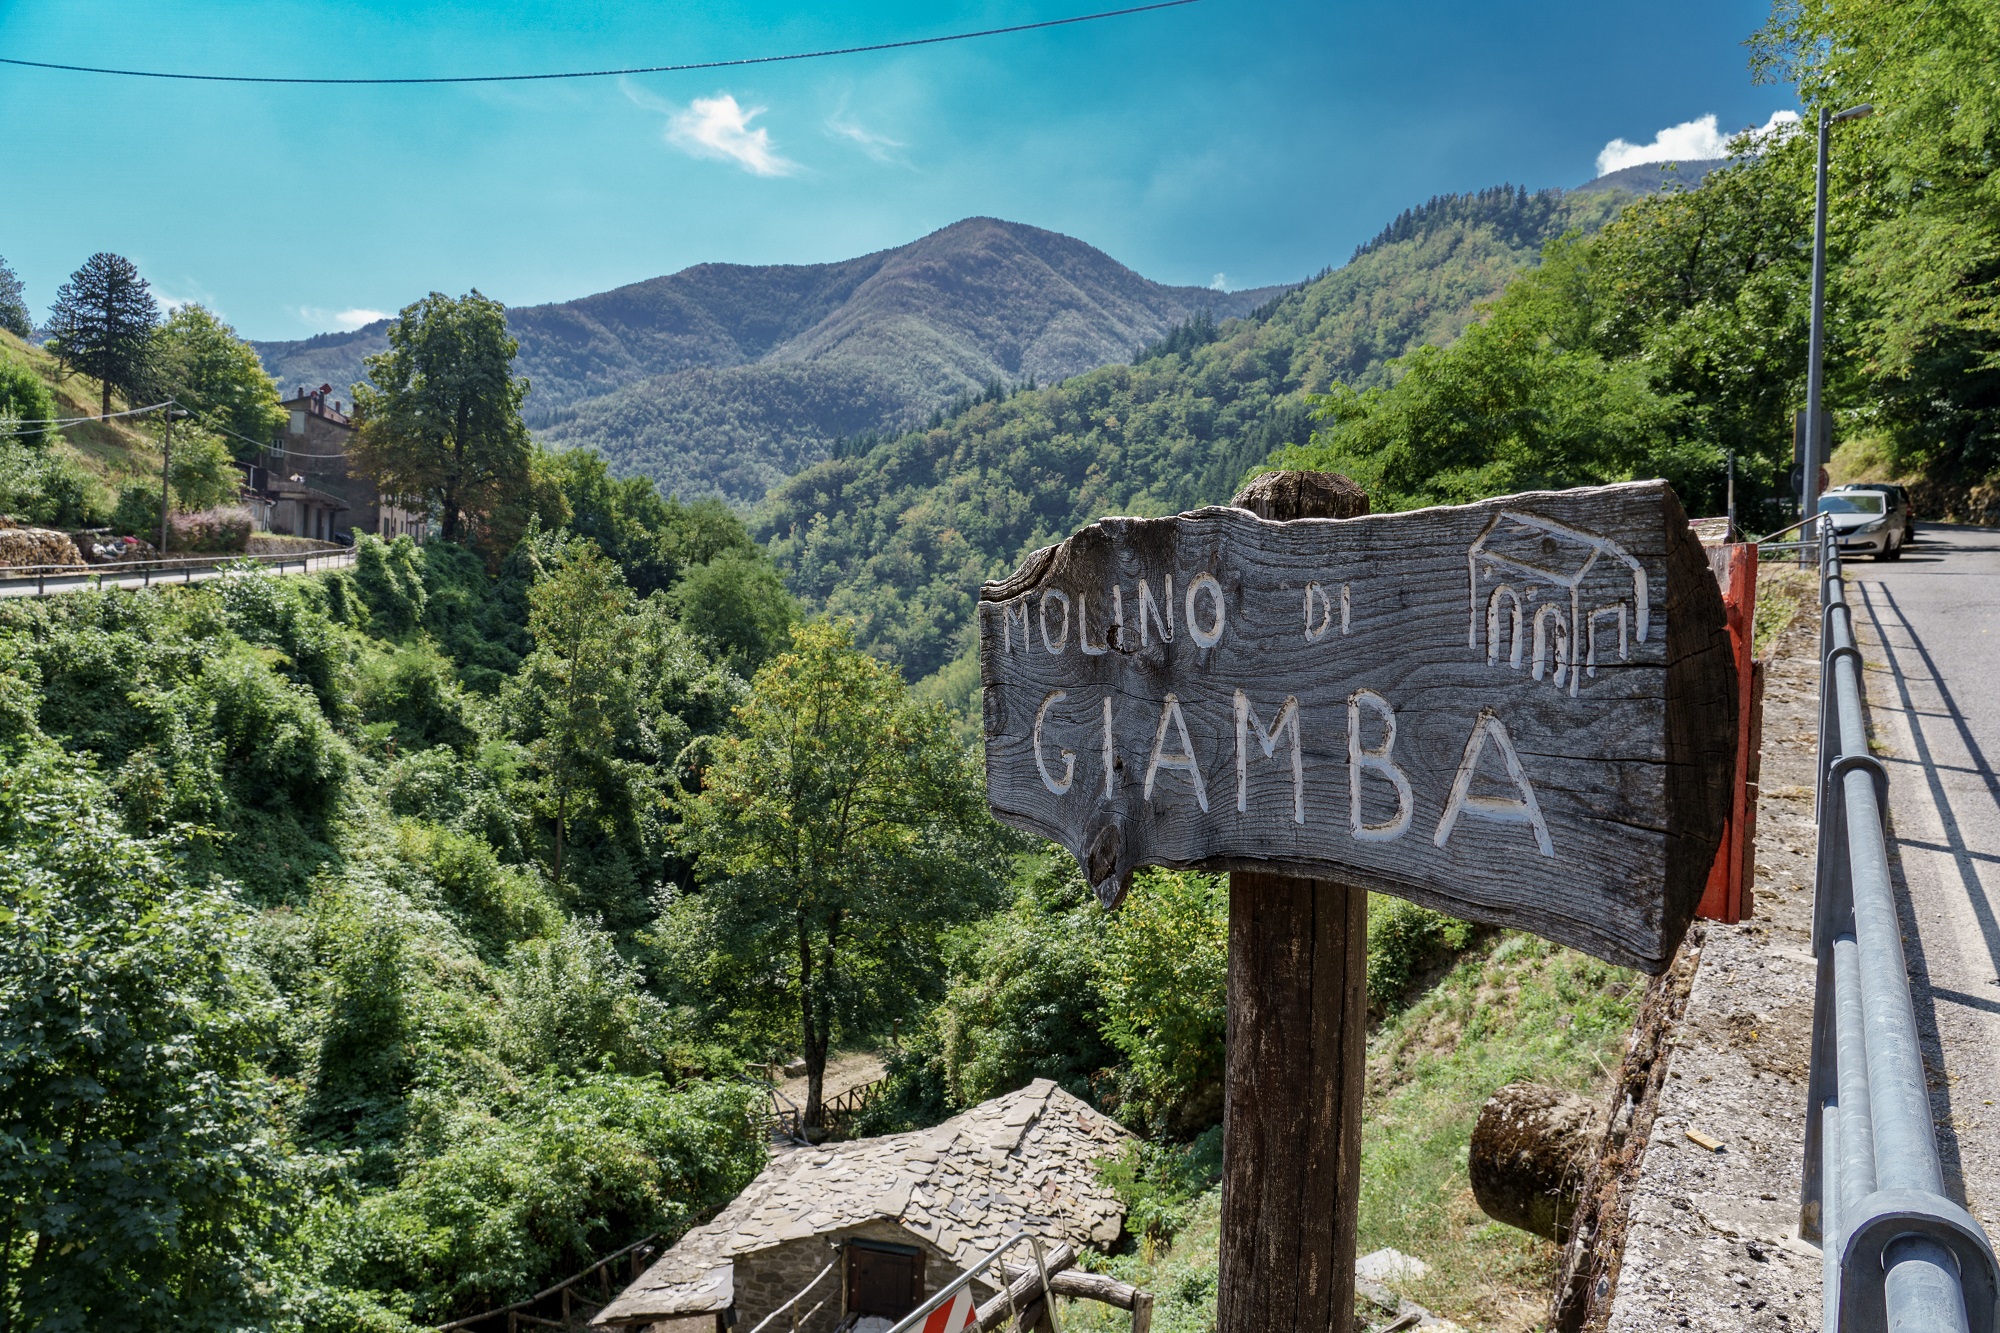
[1818,484,1914,560]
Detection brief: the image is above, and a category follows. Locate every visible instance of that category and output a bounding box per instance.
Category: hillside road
[1850,522,2000,1235]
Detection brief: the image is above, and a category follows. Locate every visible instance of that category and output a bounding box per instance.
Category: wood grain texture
[1217,872,1367,1333]
[978,480,1736,972]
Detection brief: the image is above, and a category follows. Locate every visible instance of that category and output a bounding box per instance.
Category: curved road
[1850,522,2000,1233]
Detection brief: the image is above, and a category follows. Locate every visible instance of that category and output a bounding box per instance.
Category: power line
[0,400,175,436]
[0,1,1200,86]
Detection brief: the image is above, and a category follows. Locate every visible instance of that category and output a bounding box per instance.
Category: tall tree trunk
[553,786,566,891]
[799,920,827,1134]
[100,378,111,419]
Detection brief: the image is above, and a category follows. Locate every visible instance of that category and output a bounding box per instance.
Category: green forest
[5,0,2000,1328]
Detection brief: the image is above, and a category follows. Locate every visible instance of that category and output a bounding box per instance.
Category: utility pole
[158,404,190,554]
[1801,101,1873,564]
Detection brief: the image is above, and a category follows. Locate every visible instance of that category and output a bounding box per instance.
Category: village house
[237,385,426,542]
[593,1081,1134,1333]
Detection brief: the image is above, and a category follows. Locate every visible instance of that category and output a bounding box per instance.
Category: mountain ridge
[254,218,1285,501]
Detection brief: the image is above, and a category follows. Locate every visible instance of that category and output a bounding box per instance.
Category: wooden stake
[1219,872,1368,1333]
[1217,472,1371,1333]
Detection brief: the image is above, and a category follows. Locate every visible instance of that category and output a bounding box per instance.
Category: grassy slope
[0,329,162,508]
[1066,933,1639,1333]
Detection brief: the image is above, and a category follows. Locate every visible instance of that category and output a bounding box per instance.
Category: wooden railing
[435,1233,663,1333]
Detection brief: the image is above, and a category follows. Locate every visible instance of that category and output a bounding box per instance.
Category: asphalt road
[1848,521,2000,1233]
[0,548,355,598]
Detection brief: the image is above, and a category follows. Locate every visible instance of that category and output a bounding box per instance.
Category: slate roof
[594,1079,1131,1325]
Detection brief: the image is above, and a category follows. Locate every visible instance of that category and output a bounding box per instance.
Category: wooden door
[846,1242,924,1320]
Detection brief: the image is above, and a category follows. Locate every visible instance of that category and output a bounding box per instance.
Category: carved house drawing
[1465,511,1649,696]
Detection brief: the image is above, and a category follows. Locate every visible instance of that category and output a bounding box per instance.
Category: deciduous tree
[0,256,29,340]
[147,304,286,454]
[350,291,530,546]
[664,620,1007,1132]
[45,252,160,417]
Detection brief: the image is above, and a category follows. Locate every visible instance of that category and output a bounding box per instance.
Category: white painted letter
[1034,691,1075,795]
[1040,589,1071,654]
[1144,693,1208,812]
[1432,708,1554,857]
[1138,576,1174,646]
[1110,585,1125,651]
[1002,598,1031,654]
[1304,583,1334,643]
[1185,573,1226,648]
[1347,688,1414,841]
[1341,582,1352,636]
[1486,585,1524,668]
[1235,690,1304,823]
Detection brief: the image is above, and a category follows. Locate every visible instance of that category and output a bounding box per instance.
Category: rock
[1469,1081,1607,1242]
[783,1058,808,1077]
[1355,1248,1430,1284]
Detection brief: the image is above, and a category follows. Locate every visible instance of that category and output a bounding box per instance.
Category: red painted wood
[1697,542,1759,923]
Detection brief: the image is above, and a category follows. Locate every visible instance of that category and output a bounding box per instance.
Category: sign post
[978,472,1738,1331]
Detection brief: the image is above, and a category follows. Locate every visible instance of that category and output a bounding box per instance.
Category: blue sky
[0,0,1793,341]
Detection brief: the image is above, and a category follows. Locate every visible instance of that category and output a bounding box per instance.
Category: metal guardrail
[1801,519,2000,1330]
[0,546,355,595]
[883,1232,1062,1333]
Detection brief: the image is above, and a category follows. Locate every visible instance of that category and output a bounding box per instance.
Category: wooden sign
[979,479,1737,973]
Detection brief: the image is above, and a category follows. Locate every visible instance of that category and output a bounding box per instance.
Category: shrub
[1095,869,1230,1138]
[0,438,102,526]
[396,820,555,961]
[307,1076,761,1323]
[0,741,291,1329]
[170,503,253,552]
[353,535,428,636]
[1365,895,1477,1012]
[354,643,479,754]
[111,483,161,537]
[497,919,673,1076]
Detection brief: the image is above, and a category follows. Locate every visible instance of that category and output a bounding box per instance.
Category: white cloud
[660,92,796,176]
[825,104,906,164]
[1209,273,1228,291]
[297,307,388,332]
[1596,110,1800,176]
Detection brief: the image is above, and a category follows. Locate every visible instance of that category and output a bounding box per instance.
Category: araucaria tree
[45,252,161,416]
[666,620,1007,1133]
[351,290,530,545]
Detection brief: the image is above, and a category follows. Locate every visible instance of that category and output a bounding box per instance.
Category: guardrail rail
[1799,515,2000,1330]
[0,546,356,596]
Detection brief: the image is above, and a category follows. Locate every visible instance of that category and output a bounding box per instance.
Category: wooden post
[1218,473,1371,1333]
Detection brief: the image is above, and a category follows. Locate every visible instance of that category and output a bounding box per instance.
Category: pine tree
[0,255,30,340]
[46,253,160,416]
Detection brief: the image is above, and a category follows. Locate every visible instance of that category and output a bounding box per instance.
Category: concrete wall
[732,1222,977,1333]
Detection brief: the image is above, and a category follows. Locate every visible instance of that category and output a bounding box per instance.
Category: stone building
[593,1081,1132,1333]
[243,385,424,541]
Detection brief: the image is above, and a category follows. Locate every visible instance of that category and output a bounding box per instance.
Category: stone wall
[732,1222,981,1333]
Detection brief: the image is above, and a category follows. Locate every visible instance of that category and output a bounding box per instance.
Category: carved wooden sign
[978,480,1737,972]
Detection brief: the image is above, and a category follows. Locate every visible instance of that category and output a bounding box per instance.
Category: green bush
[306,1076,762,1323]
[0,356,58,446]
[1365,895,1476,1011]
[354,535,429,637]
[0,741,291,1330]
[0,439,101,526]
[497,919,673,1076]
[354,643,479,754]
[668,548,797,675]
[111,483,161,538]
[1095,869,1230,1137]
[396,820,555,962]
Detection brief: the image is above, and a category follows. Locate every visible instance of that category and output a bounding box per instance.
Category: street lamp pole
[1801,101,1872,563]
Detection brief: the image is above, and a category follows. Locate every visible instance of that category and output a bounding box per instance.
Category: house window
[290,410,306,436]
[846,1241,924,1321]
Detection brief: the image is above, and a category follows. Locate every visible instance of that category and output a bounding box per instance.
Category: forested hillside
[255,219,1282,504]
[756,184,1623,688]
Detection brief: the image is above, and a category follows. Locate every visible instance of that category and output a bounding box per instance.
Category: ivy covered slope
[756,185,1623,687]
[0,507,786,1330]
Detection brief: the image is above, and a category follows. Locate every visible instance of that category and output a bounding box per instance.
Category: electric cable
[0,1,1200,86]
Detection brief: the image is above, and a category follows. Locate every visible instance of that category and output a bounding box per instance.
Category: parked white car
[1818,484,1914,560]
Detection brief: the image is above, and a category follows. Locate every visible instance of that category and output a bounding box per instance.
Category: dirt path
[775,1050,886,1108]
